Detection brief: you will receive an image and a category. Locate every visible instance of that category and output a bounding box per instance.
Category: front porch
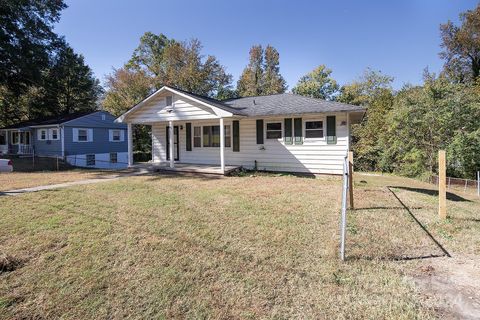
[131,162,240,175]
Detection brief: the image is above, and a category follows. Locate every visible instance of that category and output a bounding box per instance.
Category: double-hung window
[78,129,88,142]
[112,130,121,141]
[266,122,282,139]
[203,126,220,147]
[202,125,231,147]
[0,132,5,145]
[49,128,59,140]
[38,129,47,141]
[305,121,324,138]
[193,126,201,147]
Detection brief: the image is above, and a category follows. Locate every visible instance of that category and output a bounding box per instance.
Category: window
[112,130,121,141]
[20,132,30,145]
[38,129,47,141]
[266,122,282,139]
[78,129,88,142]
[110,152,117,163]
[0,132,5,145]
[203,126,220,147]
[305,121,324,138]
[11,132,19,145]
[49,128,59,140]
[193,126,201,147]
[101,114,106,120]
[166,96,173,107]
[202,125,230,147]
[86,154,95,166]
[224,125,231,147]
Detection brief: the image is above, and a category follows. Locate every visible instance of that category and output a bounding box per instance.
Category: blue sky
[55,0,477,90]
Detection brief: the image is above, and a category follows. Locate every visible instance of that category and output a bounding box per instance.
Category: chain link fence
[427,172,480,197]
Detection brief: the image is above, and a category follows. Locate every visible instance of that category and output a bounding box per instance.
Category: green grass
[0,173,478,319]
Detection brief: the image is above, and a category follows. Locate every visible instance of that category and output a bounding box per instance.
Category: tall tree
[0,0,67,125]
[126,33,232,97]
[440,4,480,82]
[338,69,394,171]
[237,44,286,97]
[263,45,287,95]
[292,65,339,100]
[237,45,264,96]
[41,41,102,116]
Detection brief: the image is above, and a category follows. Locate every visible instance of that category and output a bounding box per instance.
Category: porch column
[127,123,133,167]
[169,120,174,168]
[219,118,225,173]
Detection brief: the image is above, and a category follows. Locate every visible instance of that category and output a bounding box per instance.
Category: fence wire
[428,174,480,197]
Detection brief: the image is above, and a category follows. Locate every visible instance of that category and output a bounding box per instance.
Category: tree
[292,65,339,100]
[41,41,102,117]
[126,33,233,97]
[0,0,67,126]
[237,45,264,96]
[263,45,287,95]
[338,69,394,171]
[237,44,286,96]
[440,4,480,82]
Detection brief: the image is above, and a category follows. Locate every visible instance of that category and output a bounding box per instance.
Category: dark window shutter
[233,120,240,152]
[284,118,293,145]
[186,123,192,151]
[327,116,337,144]
[294,118,303,145]
[256,119,264,144]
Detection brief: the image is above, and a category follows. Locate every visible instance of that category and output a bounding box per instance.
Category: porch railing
[18,145,34,155]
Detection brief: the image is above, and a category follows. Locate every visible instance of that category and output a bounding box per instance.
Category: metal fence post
[340,156,349,261]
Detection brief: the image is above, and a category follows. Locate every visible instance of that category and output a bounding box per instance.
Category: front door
[166,126,179,161]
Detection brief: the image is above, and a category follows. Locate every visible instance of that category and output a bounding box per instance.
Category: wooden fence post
[348,151,354,209]
[438,150,447,219]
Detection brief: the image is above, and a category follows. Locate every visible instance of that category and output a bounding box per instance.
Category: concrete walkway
[0,169,150,196]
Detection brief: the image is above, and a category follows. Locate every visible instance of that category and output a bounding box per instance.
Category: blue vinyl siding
[63,127,127,155]
[33,128,62,156]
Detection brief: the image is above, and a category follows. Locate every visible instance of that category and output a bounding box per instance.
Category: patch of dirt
[0,253,23,273]
[412,254,480,319]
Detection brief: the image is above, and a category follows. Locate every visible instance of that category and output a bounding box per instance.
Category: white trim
[29,124,61,128]
[48,128,60,140]
[61,126,65,157]
[37,128,48,141]
[73,128,93,142]
[220,118,225,173]
[127,123,133,166]
[109,129,125,142]
[303,119,325,142]
[265,120,283,141]
[115,86,234,123]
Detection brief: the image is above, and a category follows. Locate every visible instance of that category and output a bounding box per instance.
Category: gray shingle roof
[222,93,365,117]
[0,111,100,130]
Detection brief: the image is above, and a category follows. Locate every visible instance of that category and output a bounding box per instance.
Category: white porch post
[169,120,174,168]
[219,118,225,173]
[127,123,133,167]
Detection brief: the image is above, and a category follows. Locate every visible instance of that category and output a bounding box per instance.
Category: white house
[116,86,365,175]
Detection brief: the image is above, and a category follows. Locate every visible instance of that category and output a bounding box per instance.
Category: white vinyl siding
[109,129,125,142]
[73,128,93,142]
[151,113,348,175]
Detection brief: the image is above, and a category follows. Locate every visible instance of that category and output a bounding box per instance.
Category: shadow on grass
[389,186,471,202]
[387,187,451,259]
[354,206,423,211]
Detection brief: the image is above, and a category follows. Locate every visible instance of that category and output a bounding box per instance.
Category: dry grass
[0,172,478,319]
[0,170,120,192]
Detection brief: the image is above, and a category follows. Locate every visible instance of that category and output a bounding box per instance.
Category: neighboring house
[117,86,366,175]
[0,111,128,169]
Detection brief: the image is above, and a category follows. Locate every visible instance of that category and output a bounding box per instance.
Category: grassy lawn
[0,157,127,192]
[0,172,478,319]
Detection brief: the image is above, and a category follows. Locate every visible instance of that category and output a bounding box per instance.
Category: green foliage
[292,65,339,100]
[237,45,286,96]
[0,0,101,127]
[440,3,480,82]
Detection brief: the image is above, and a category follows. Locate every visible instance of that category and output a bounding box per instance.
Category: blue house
[0,111,128,169]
